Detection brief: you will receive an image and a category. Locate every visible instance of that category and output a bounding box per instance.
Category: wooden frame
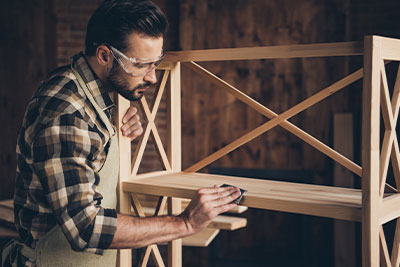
[115,35,400,267]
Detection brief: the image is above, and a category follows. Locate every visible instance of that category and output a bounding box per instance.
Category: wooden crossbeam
[131,194,166,267]
[167,62,182,267]
[184,61,362,176]
[140,98,171,171]
[379,61,397,197]
[164,41,363,62]
[131,70,171,176]
[391,219,400,267]
[379,36,400,61]
[380,226,392,267]
[391,65,400,121]
[185,67,363,172]
[391,139,400,191]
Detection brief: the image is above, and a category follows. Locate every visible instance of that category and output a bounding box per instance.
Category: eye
[133,63,148,69]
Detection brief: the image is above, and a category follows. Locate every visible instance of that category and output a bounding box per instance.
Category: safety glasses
[108,45,164,77]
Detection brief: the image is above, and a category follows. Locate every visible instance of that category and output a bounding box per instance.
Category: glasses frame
[108,45,164,77]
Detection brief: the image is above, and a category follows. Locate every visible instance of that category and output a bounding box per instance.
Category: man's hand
[180,185,241,235]
[121,106,143,140]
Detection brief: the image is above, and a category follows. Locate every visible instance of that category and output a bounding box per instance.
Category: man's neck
[86,54,111,91]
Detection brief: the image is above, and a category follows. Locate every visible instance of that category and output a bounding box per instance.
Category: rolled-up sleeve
[32,111,117,255]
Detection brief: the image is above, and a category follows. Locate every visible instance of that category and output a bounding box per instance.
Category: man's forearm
[109,213,191,249]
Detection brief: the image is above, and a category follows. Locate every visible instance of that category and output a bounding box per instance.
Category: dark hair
[85,0,168,56]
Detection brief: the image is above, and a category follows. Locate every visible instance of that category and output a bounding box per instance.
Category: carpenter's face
[107,33,164,101]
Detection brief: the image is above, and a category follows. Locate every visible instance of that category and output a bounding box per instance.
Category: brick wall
[55,0,102,66]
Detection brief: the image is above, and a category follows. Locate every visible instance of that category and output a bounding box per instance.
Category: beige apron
[2,66,119,267]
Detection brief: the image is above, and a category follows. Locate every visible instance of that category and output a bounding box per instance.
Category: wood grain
[123,171,364,222]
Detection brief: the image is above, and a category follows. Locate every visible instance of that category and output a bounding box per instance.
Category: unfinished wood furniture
[115,35,400,267]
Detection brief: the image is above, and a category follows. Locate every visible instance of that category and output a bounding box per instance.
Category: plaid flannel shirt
[14,52,118,265]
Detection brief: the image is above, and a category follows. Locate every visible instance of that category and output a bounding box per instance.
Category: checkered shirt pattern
[14,52,118,266]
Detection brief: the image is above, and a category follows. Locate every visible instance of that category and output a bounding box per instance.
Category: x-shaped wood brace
[129,70,176,267]
[131,194,168,267]
[131,70,172,176]
[378,61,400,267]
[183,61,397,193]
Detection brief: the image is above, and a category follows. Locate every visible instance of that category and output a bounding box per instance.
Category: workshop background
[1,0,400,266]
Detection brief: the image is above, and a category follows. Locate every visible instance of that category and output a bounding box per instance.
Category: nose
[143,67,157,84]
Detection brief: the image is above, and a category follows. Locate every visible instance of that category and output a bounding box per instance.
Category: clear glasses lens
[110,46,163,77]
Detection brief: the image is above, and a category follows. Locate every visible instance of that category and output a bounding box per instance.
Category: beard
[107,62,152,101]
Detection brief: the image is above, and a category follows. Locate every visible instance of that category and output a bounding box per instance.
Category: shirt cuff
[84,208,117,255]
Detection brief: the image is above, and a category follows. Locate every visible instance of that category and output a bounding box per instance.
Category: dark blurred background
[1,0,400,266]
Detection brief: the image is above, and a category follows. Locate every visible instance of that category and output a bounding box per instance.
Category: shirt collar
[71,52,115,111]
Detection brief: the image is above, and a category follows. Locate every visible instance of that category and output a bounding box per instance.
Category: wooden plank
[185,67,363,172]
[379,227,392,267]
[123,172,363,222]
[0,199,14,227]
[131,194,166,267]
[114,93,132,267]
[391,139,400,190]
[379,193,400,224]
[164,41,363,62]
[0,199,13,209]
[151,70,169,112]
[391,65,400,122]
[131,71,169,176]
[180,199,248,215]
[141,205,246,231]
[380,61,395,131]
[139,246,152,267]
[361,35,382,267]
[168,197,182,267]
[185,61,362,176]
[391,219,400,267]
[167,62,182,267]
[181,228,220,247]
[139,197,247,215]
[131,110,153,176]
[208,215,247,231]
[150,244,165,267]
[131,170,173,180]
[379,63,396,196]
[379,36,400,61]
[154,196,168,216]
[0,226,18,239]
[379,131,394,197]
[333,113,356,267]
[140,98,172,171]
[157,62,174,70]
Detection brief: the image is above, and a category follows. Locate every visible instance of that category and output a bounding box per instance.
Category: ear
[95,45,112,66]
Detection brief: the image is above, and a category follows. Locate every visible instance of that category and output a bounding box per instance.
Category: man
[3,0,240,266]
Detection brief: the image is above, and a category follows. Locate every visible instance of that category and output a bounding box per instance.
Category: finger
[197,186,224,194]
[124,120,142,134]
[127,127,144,140]
[122,106,138,123]
[198,185,238,195]
[215,190,241,206]
[206,188,237,202]
[214,203,238,215]
[212,186,240,200]
[121,115,140,132]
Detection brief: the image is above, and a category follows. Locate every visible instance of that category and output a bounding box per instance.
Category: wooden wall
[176,0,400,266]
[0,0,56,200]
[178,1,349,266]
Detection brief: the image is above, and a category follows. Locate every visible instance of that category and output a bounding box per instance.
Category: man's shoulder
[30,65,87,122]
